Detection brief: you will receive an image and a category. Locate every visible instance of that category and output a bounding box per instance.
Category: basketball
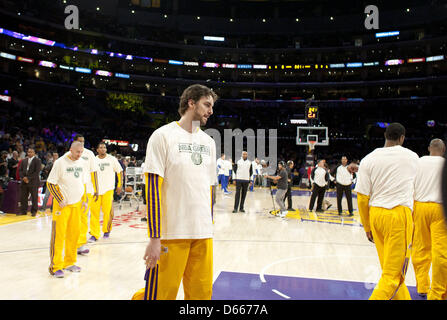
[125,186,133,193]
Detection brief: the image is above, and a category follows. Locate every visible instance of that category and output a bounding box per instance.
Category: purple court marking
[270,190,357,198]
[212,271,423,300]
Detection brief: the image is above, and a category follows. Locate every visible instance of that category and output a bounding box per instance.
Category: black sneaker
[240,209,245,213]
[316,209,324,213]
[348,213,354,217]
[232,209,238,213]
[338,212,342,216]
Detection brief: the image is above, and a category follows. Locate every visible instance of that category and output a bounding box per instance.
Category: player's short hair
[97,141,107,149]
[385,123,406,141]
[178,84,218,116]
[429,138,446,153]
[74,134,84,141]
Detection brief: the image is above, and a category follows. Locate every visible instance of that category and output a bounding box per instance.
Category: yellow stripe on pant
[369,205,414,300]
[90,190,114,239]
[132,238,213,300]
[49,200,82,274]
[77,194,94,246]
[412,201,447,300]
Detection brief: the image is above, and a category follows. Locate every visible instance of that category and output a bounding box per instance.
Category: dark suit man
[18,147,42,216]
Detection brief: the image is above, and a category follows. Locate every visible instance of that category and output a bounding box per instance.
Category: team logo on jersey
[191,152,202,165]
[99,163,110,171]
[67,166,83,178]
[178,142,210,166]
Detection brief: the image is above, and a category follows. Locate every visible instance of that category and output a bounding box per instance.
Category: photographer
[266,161,289,218]
[284,160,295,211]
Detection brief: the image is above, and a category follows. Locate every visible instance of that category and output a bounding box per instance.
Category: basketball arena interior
[0,0,447,306]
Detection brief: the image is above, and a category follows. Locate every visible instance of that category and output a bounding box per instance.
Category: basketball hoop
[308,141,316,153]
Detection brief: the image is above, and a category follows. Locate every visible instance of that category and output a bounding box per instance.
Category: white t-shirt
[336,165,353,186]
[252,161,258,175]
[354,145,419,210]
[217,158,226,175]
[311,166,328,187]
[223,159,232,176]
[414,155,445,203]
[80,148,98,194]
[144,121,217,240]
[47,153,86,205]
[96,154,123,195]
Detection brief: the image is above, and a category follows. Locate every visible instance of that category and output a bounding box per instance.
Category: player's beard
[193,109,208,126]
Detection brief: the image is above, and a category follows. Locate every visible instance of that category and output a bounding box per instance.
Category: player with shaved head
[412,138,447,299]
[47,141,89,278]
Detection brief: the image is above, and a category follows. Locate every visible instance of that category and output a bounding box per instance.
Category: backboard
[296,126,329,146]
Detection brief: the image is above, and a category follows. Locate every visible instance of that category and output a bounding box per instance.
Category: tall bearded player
[133,84,218,300]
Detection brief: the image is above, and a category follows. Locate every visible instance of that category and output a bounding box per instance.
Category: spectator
[35,137,47,154]
[128,156,137,167]
[0,151,8,179]
[7,151,19,180]
[16,144,26,159]
[41,152,55,180]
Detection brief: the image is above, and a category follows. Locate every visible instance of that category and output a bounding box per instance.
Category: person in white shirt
[334,156,354,216]
[233,151,253,213]
[354,122,419,300]
[309,159,330,212]
[222,157,232,194]
[249,158,260,192]
[71,135,99,256]
[47,141,88,278]
[412,138,447,300]
[216,153,228,193]
[135,84,218,300]
[89,142,123,241]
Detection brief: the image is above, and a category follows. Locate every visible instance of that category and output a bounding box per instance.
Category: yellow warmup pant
[369,206,414,300]
[90,190,114,239]
[77,194,94,247]
[412,201,447,300]
[49,201,82,274]
[132,238,213,300]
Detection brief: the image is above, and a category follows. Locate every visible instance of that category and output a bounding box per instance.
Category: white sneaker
[278,211,288,218]
[77,245,90,255]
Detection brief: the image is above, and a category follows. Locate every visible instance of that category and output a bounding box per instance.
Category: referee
[334,156,354,216]
[309,160,330,212]
[233,151,253,213]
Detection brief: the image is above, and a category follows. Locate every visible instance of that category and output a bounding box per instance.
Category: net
[308,141,316,153]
